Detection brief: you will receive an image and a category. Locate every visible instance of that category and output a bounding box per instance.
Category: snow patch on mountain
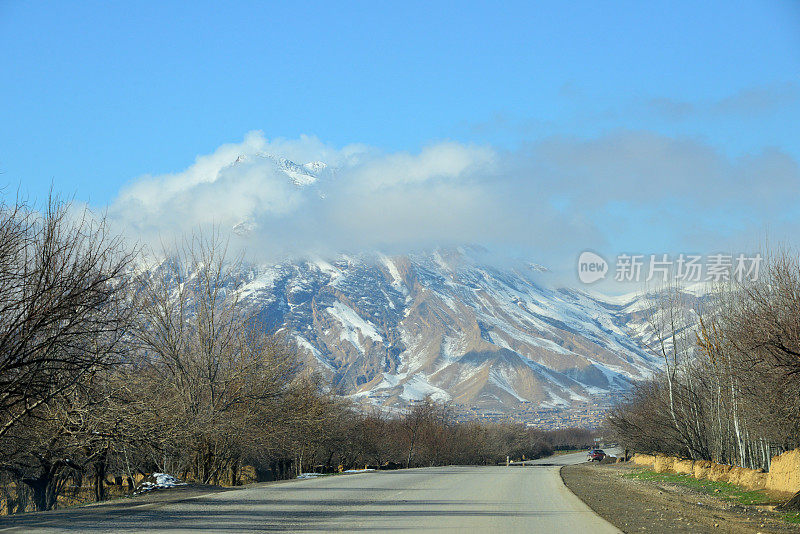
[326,301,383,352]
[399,375,450,402]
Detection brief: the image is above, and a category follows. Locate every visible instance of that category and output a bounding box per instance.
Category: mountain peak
[231,153,328,187]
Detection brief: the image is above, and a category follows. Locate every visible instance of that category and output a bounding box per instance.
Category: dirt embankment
[632,450,800,494]
[562,462,798,534]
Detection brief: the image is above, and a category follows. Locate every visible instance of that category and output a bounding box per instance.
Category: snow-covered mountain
[172,153,677,414]
[234,247,669,412]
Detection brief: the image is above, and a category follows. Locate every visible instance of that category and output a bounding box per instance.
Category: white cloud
[648,83,800,119]
[105,130,800,272]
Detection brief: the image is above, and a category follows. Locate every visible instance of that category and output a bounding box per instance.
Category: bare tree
[133,232,300,483]
[0,195,135,441]
[609,247,800,481]
[401,397,441,468]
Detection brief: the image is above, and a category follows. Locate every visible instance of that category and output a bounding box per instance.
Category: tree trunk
[229,458,240,486]
[26,477,50,512]
[22,458,65,511]
[93,450,108,502]
[406,434,416,469]
[93,463,106,501]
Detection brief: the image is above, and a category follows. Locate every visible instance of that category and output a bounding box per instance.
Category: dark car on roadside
[587,449,606,462]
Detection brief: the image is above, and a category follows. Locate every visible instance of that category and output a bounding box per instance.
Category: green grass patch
[782,511,800,524]
[623,469,771,505]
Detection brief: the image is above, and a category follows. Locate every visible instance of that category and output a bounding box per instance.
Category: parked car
[587,449,606,462]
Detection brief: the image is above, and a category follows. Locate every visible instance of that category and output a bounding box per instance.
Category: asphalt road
[0,451,620,533]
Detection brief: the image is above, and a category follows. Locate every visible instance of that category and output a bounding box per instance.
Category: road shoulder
[0,483,238,531]
[0,471,383,531]
[561,462,798,533]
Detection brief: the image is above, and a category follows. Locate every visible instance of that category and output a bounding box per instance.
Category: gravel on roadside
[561,462,798,534]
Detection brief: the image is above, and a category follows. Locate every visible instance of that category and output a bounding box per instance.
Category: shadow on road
[0,506,599,532]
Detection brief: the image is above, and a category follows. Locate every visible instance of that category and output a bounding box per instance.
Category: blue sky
[1,1,799,284]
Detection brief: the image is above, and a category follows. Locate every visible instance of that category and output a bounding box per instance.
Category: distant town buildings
[450,400,609,430]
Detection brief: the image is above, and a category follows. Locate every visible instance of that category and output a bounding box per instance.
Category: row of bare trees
[607,248,800,472]
[0,196,594,514]
[0,195,138,512]
[289,399,594,476]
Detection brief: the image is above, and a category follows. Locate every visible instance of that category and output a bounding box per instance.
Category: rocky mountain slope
[165,152,679,414]
[235,248,666,412]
